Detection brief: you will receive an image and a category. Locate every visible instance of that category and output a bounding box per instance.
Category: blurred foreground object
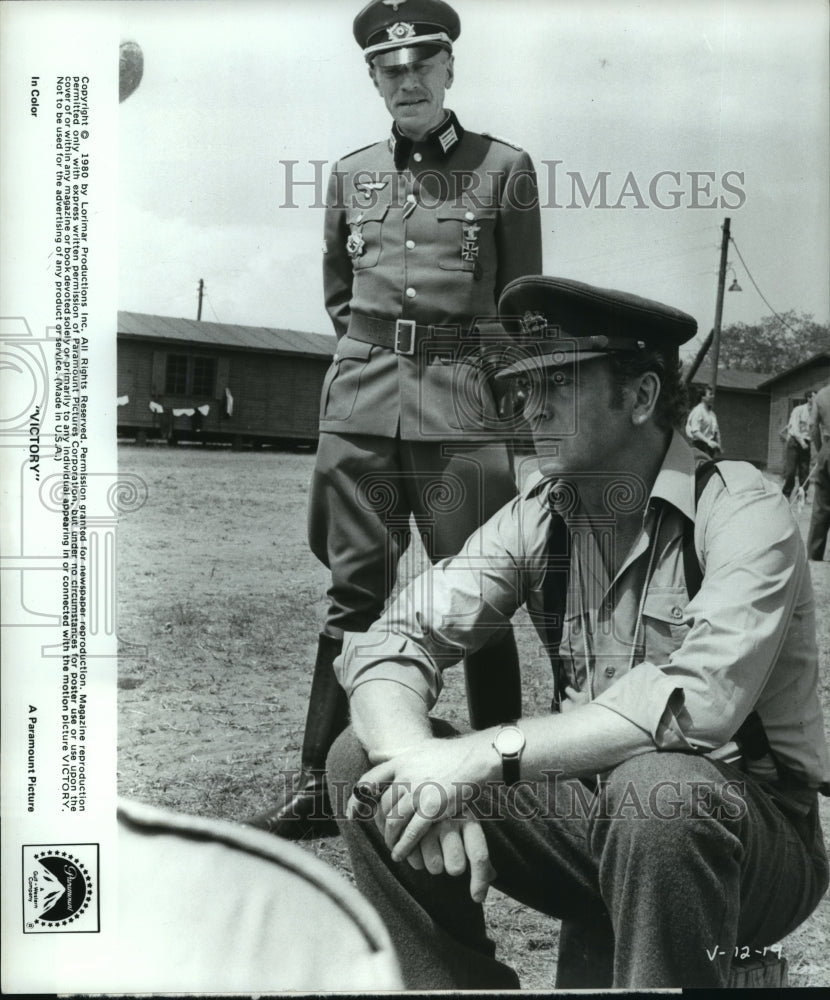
[119,41,143,103]
[112,798,401,992]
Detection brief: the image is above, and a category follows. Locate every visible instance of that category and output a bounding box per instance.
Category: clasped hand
[347,735,497,903]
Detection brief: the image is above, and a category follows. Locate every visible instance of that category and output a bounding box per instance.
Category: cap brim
[370,42,449,66]
[496,352,610,380]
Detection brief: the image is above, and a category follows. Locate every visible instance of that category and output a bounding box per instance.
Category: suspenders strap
[540,456,824,793]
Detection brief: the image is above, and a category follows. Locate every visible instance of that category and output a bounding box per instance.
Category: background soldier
[782,390,814,501]
[685,384,721,458]
[250,0,542,838]
[807,383,830,560]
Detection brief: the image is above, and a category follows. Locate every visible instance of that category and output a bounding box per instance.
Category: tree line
[717,312,829,373]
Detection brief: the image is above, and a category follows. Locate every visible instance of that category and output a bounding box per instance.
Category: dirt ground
[117,442,830,990]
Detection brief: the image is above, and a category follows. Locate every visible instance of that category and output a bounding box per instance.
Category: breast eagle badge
[355,179,389,202]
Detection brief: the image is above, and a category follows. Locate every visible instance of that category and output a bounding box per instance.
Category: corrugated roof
[117,311,335,358]
[684,362,769,392]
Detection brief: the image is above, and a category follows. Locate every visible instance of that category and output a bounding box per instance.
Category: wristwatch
[492,724,526,785]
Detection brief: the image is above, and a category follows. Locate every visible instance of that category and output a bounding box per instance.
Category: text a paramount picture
[1,0,830,994]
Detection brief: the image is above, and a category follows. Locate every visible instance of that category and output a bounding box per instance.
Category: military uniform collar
[389,110,464,169]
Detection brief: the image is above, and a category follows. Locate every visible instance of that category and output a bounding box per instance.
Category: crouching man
[327,275,829,990]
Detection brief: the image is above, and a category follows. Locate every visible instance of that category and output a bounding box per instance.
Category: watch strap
[502,750,521,786]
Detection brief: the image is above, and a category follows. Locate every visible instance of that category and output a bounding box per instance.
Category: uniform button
[413,152,423,162]
[405,239,416,250]
[406,287,417,298]
[671,606,684,620]
[465,210,475,221]
[604,666,616,678]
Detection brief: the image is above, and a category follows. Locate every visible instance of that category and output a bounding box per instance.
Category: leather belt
[347,312,471,356]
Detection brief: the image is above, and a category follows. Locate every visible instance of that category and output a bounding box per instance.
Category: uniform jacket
[320,111,542,439]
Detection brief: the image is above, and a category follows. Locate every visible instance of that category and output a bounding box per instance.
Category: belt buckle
[395,319,416,356]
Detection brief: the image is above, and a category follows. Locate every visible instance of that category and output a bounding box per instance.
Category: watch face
[495,726,525,755]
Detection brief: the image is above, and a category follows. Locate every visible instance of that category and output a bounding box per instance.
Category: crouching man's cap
[496,275,698,379]
[354,0,460,67]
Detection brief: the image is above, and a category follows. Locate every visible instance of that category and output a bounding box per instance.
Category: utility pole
[709,218,730,399]
[682,328,713,386]
[197,278,204,321]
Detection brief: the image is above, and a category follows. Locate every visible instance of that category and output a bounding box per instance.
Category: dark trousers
[783,437,811,498]
[308,432,516,634]
[807,441,830,560]
[690,437,719,459]
[329,725,828,990]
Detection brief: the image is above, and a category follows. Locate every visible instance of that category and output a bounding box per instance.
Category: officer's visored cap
[354,0,460,67]
[496,276,698,379]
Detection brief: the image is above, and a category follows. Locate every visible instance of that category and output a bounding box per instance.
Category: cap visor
[496,351,610,380]
[371,42,448,66]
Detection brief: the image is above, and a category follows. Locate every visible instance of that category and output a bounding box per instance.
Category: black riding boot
[463,629,522,730]
[246,632,348,839]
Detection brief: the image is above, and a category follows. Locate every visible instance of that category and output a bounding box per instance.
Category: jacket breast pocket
[346,202,389,271]
[436,205,498,274]
[422,353,501,430]
[320,337,373,421]
[641,588,690,664]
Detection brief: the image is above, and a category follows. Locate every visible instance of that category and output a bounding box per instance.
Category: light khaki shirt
[685,401,720,450]
[337,432,829,789]
[787,402,811,449]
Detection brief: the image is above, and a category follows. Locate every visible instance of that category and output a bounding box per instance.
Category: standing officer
[249,0,542,839]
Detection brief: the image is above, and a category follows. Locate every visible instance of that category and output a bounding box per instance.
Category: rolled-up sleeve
[593,466,813,752]
[336,490,549,706]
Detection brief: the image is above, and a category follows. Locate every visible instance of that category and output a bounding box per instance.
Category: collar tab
[390,110,463,168]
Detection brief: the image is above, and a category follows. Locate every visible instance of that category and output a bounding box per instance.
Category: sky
[115,0,830,356]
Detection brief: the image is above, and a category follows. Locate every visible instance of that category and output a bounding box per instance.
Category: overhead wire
[729,238,803,337]
[204,289,222,323]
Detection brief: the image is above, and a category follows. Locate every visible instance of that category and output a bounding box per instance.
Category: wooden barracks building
[116,311,335,447]
[116,309,828,469]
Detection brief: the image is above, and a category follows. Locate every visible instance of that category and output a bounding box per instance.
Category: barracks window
[164,353,218,397]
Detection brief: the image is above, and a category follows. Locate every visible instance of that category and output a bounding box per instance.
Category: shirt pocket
[346,202,389,270]
[436,204,499,276]
[320,336,372,420]
[641,587,690,665]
